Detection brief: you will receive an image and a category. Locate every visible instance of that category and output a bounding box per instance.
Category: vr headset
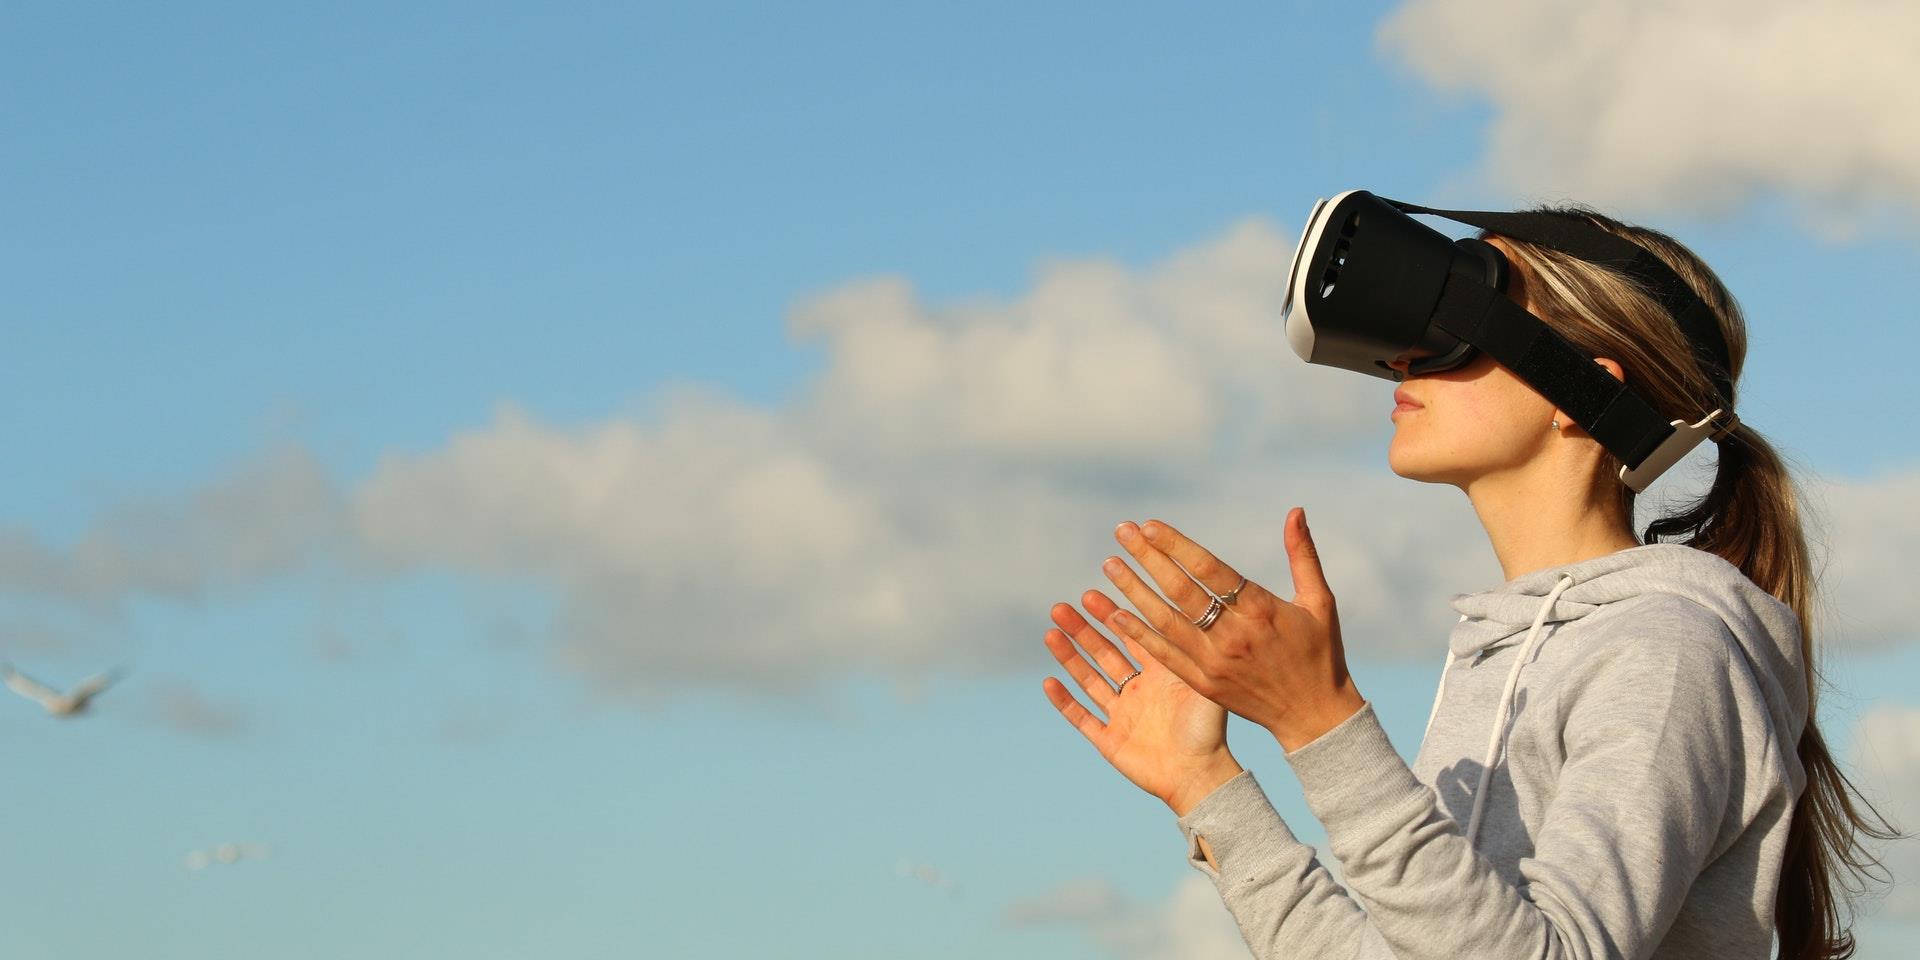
[1283,189,1738,492]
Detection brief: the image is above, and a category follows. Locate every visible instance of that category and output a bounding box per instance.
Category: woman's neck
[1464,459,1642,582]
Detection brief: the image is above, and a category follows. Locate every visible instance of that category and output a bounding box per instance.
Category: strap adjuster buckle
[1618,408,1732,493]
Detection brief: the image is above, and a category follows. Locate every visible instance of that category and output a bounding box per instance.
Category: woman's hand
[1042,592,1243,816]
[1098,507,1366,754]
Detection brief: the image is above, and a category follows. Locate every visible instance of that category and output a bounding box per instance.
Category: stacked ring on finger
[1191,596,1224,630]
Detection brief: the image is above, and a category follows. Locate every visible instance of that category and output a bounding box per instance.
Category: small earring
[1551,418,1561,432]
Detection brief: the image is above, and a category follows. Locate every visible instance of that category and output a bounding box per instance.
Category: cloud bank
[1378,0,1920,228]
[1809,469,1920,650]
[2,220,1916,699]
[345,219,1498,698]
[0,448,345,609]
[1005,874,1249,960]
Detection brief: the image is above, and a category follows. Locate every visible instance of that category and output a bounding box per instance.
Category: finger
[1052,600,1138,687]
[1042,676,1108,747]
[1113,630,1166,680]
[1101,554,1212,651]
[1137,518,1269,613]
[1113,521,1222,621]
[1098,597,1210,693]
[1282,507,1334,612]
[1042,624,1118,710]
[1079,592,1162,681]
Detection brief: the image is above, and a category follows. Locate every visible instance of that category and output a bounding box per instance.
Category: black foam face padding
[1405,237,1509,376]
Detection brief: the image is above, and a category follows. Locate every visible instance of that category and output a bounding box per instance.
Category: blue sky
[4,2,1918,957]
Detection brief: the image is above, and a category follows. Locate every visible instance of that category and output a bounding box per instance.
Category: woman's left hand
[1098,507,1367,753]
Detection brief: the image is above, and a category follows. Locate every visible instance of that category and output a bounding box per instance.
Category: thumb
[1284,507,1333,610]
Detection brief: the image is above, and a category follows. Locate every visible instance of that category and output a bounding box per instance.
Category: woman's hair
[1490,209,1903,960]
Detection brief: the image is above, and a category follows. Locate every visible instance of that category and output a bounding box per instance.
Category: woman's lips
[1391,388,1423,419]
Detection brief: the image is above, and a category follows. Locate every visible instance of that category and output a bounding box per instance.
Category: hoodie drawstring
[1450,572,1576,848]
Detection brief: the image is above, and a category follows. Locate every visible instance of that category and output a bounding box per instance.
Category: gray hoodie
[1175,543,1808,959]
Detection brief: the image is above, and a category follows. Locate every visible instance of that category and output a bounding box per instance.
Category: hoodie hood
[1447,543,1808,748]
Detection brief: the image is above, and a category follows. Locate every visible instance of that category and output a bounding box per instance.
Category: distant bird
[183,841,273,871]
[1,662,126,717]
[895,858,963,899]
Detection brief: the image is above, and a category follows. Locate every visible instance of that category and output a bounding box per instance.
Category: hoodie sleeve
[1175,769,1397,958]
[1182,622,1746,960]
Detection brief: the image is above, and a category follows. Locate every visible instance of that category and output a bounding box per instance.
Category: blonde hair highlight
[1490,208,1901,960]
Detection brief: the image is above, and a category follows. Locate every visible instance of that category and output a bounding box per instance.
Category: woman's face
[1385,350,1557,488]
[1385,238,1561,488]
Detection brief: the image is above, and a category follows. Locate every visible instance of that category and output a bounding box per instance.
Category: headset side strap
[1389,199,1734,407]
[1429,264,1676,478]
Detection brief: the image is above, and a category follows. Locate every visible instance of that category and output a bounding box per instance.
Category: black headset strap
[1429,256,1673,470]
[1389,200,1735,407]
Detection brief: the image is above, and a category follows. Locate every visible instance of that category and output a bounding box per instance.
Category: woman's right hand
[1042,589,1244,816]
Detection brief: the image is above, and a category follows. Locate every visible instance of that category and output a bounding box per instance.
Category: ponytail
[1645,423,1903,960]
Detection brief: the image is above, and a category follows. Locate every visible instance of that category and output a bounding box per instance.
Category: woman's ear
[1551,358,1628,435]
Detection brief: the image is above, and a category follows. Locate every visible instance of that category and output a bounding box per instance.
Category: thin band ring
[1115,670,1142,694]
[1215,576,1248,605]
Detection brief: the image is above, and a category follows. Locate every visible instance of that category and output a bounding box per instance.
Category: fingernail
[1102,557,1124,575]
[1114,521,1136,541]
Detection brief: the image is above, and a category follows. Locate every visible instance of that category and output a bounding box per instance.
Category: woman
[1040,208,1898,959]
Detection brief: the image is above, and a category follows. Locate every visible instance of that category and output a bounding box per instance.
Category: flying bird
[895,858,964,899]
[1,662,126,717]
[183,841,274,871]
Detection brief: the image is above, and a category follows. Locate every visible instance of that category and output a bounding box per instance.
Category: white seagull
[1,662,126,717]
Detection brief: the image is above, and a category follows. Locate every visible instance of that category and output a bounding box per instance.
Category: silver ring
[1191,596,1224,630]
[1115,670,1142,694]
[1215,576,1248,605]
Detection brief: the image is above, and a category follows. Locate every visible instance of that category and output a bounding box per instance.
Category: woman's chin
[1389,459,1436,483]
[1387,441,1455,485]
[1386,438,1424,480]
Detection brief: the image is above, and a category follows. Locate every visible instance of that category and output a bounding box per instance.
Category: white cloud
[787,218,1385,474]
[7,218,1467,699]
[351,391,1495,696]
[1811,469,1920,650]
[1378,0,1920,228]
[0,447,345,607]
[1853,704,1920,920]
[2,219,1916,698]
[347,220,1481,698]
[1005,874,1248,960]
